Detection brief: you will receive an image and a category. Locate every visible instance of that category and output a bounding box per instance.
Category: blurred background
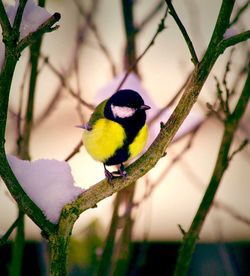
[0,0,250,275]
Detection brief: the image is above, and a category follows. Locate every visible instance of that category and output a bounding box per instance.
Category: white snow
[7,155,84,224]
[0,0,51,70]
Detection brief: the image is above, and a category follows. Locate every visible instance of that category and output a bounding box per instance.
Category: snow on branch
[0,0,57,70]
[7,155,84,224]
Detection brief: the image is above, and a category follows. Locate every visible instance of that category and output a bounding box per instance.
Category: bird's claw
[119,170,128,179]
[119,164,127,179]
[104,169,114,184]
[104,164,127,185]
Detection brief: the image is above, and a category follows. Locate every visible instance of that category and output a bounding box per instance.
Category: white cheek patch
[111,104,136,118]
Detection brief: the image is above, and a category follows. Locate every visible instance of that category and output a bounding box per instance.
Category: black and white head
[104,89,150,125]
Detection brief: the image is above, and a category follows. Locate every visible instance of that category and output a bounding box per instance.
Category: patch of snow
[0,0,51,70]
[7,155,84,224]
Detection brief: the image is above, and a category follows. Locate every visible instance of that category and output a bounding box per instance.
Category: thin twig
[134,122,205,207]
[17,61,30,154]
[0,1,12,35]
[73,0,117,76]
[116,7,169,91]
[74,53,85,121]
[222,48,235,113]
[165,0,199,65]
[0,216,20,247]
[89,22,117,77]
[35,89,62,127]
[230,0,250,27]
[180,157,250,228]
[206,102,224,122]
[219,30,250,52]
[228,138,248,161]
[0,1,60,236]
[174,67,250,276]
[16,12,61,53]
[231,50,250,95]
[136,0,165,33]
[59,0,248,234]
[64,140,82,162]
[149,71,192,126]
[42,55,94,110]
[36,3,98,126]
[13,0,28,35]
[19,21,46,159]
[214,76,228,116]
[213,200,250,226]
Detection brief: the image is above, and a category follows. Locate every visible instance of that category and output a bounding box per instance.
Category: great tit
[79,89,150,181]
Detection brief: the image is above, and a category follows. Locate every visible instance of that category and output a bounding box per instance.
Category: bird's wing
[88,99,108,128]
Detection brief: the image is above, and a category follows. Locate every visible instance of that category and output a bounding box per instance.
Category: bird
[77,89,151,182]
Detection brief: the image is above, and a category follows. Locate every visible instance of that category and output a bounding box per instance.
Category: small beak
[140,104,151,111]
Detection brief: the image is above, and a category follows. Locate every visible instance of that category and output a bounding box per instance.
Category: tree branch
[64,139,82,162]
[136,0,164,33]
[13,0,28,37]
[116,7,168,91]
[9,210,25,276]
[0,3,61,236]
[55,0,244,260]
[42,55,94,110]
[73,0,117,76]
[165,0,199,64]
[230,0,250,27]
[0,216,20,247]
[228,138,248,161]
[0,1,12,35]
[16,12,61,53]
[219,30,250,52]
[173,67,250,276]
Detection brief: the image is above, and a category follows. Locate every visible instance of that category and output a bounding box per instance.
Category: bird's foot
[104,168,114,184]
[104,164,127,184]
[119,163,127,179]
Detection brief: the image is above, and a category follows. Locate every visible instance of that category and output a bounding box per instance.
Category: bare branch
[136,1,165,32]
[206,102,224,122]
[181,158,250,228]
[174,65,250,276]
[228,138,248,162]
[73,0,117,76]
[0,216,20,246]
[230,0,250,27]
[42,55,94,110]
[165,0,199,65]
[57,0,239,236]
[116,7,169,91]
[17,61,30,154]
[64,140,82,162]
[149,71,192,125]
[13,0,28,36]
[16,12,61,53]
[219,30,250,52]
[0,1,12,35]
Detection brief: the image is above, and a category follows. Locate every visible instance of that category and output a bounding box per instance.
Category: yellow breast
[82,118,126,162]
[129,124,148,160]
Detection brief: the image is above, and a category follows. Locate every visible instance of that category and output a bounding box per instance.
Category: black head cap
[104,89,150,127]
[107,89,145,108]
